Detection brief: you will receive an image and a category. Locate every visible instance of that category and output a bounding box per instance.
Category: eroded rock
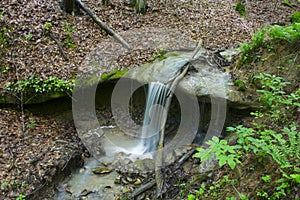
[92,166,113,175]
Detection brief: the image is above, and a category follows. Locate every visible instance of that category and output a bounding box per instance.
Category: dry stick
[11,41,26,134]
[173,148,196,170]
[8,147,16,171]
[13,62,26,135]
[155,40,203,198]
[48,32,69,61]
[130,149,195,199]
[75,0,131,50]
[130,179,156,198]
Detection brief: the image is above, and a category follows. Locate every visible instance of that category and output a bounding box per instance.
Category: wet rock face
[125,48,253,107]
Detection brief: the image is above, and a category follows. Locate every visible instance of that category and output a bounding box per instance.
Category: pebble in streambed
[55,158,123,200]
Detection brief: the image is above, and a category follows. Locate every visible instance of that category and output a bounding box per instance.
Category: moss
[100,69,128,81]
[165,51,179,57]
[290,12,300,23]
[235,2,246,18]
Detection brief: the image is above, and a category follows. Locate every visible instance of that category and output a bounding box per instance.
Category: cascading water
[129,82,169,154]
[140,82,169,153]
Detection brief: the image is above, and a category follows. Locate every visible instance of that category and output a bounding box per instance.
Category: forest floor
[0,0,299,199]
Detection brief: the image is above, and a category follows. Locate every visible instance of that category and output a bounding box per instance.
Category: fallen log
[75,0,131,50]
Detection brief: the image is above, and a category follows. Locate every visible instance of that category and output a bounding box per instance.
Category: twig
[231,182,244,199]
[130,179,156,198]
[24,94,38,104]
[13,60,26,135]
[8,147,16,171]
[174,149,196,170]
[129,150,196,199]
[286,52,298,78]
[48,32,69,61]
[75,0,131,50]
[61,152,75,171]
[27,182,47,198]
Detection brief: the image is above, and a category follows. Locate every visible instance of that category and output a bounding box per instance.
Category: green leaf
[218,156,227,167]
[290,174,300,183]
[188,194,196,200]
[227,157,236,170]
[226,126,236,131]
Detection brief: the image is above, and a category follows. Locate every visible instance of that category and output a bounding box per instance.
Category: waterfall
[140,82,169,153]
[129,82,169,154]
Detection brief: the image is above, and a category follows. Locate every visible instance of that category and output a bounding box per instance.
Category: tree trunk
[132,0,147,14]
[102,0,110,6]
[63,0,77,14]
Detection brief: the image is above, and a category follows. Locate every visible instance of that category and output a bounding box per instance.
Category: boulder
[124,48,257,109]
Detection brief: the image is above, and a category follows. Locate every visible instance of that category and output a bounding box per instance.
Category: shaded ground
[0,0,299,199]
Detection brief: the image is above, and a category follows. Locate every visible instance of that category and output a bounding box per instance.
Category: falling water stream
[134,82,169,153]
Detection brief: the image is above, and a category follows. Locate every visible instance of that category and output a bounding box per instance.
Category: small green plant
[261,175,271,183]
[188,175,241,199]
[63,20,76,49]
[254,73,300,122]
[256,190,269,198]
[193,136,241,170]
[290,12,300,23]
[0,26,10,49]
[16,194,26,200]
[26,32,32,41]
[156,49,168,60]
[1,181,7,188]
[268,23,300,43]
[235,1,246,18]
[239,28,266,65]
[26,119,36,129]
[65,37,76,49]
[63,20,77,35]
[1,65,10,73]
[24,32,33,50]
[239,23,300,66]
[234,79,246,91]
[44,22,52,31]
[5,76,74,96]
[227,123,300,199]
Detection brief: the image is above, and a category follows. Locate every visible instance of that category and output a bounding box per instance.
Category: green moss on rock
[100,69,128,81]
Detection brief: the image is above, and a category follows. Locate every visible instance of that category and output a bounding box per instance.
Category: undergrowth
[238,23,300,67]
[190,73,300,200]
[5,76,74,97]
